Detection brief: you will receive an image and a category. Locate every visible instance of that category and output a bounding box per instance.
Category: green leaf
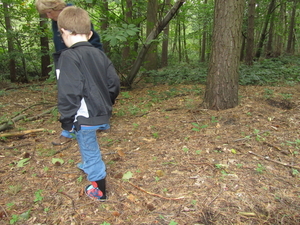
[122,171,133,180]
[52,158,64,165]
[231,149,237,154]
[17,158,30,167]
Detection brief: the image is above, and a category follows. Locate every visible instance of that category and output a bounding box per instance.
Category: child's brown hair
[57,6,91,37]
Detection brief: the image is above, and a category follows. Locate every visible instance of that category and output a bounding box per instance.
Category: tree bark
[126,0,185,87]
[286,0,297,54]
[244,0,256,65]
[255,0,276,59]
[3,2,16,82]
[203,0,245,110]
[39,14,51,79]
[144,0,158,71]
[200,0,208,62]
[161,0,171,68]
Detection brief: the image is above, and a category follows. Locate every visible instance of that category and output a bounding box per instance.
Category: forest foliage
[0,0,300,86]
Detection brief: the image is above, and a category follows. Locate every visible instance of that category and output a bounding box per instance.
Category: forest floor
[0,82,300,225]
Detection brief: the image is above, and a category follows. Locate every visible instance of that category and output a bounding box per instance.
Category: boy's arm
[57,55,83,131]
[106,62,120,104]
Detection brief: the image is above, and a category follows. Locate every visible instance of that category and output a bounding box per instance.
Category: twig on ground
[0,128,45,138]
[0,204,9,218]
[263,141,290,155]
[206,187,224,206]
[249,151,300,170]
[0,143,31,150]
[59,191,76,211]
[128,181,184,200]
[53,142,73,155]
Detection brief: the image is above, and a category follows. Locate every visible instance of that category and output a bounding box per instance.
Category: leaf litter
[0,83,300,224]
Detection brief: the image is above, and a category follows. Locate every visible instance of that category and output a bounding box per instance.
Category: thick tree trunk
[203,0,245,110]
[126,0,185,87]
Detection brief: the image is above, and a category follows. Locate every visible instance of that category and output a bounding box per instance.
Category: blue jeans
[61,130,75,138]
[75,124,109,182]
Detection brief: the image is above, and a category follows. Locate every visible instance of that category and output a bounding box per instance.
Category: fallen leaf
[117,149,125,157]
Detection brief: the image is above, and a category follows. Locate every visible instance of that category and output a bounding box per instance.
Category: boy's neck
[68,34,89,47]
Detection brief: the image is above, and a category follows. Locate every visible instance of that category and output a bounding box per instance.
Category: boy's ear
[88,31,93,40]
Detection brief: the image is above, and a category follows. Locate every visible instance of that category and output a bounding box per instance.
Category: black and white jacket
[53,42,120,131]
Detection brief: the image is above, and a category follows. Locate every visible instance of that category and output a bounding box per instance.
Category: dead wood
[249,151,300,170]
[128,181,184,200]
[0,128,45,138]
[0,104,56,132]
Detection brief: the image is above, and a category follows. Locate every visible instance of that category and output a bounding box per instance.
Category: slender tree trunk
[3,2,16,82]
[255,0,276,59]
[161,0,171,68]
[245,0,255,65]
[200,0,208,62]
[121,0,133,73]
[203,0,245,110]
[274,1,285,57]
[266,12,275,58]
[178,20,182,62]
[39,14,51,79]
[100,0,110,53]
[183,23,189,63]
[126,0,185,87]
[286,0,297,54]
[144,0,158,70]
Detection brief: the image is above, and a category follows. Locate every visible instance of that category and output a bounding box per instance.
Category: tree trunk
[161,0,171,68]
[266,12,275,58]
[244,0,255,65]
[183,23,189,63]
[121,0,133,73]
[3,2,16,82]
[39,14,51,79]
[126,0,185,87]
[203,0,245,110]
[255,0,276,59]
[274,1,286,57]
[286,0,297,54]
[144,0,158,71]
[200,0,208,62]
[100,0,110,53]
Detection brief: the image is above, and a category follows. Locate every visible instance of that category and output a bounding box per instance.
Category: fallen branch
[26,106,56,121]
[0,103,56,132]
[0,114,26,132]
[53,142,73,155]
[0,143,31,150]
[0,128,45,138]
[249,151,300,170]
[128,181,184,200]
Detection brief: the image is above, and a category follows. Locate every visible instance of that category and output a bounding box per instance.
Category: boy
[54,6,120,200]
[35,0,104,145]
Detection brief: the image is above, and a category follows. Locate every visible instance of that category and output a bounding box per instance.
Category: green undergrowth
[145,56,300,86]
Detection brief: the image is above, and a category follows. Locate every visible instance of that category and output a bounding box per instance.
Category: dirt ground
[0,82,300,225]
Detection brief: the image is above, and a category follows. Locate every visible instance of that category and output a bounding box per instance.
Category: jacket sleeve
[57,54,83,131]
[106,61,120,105]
